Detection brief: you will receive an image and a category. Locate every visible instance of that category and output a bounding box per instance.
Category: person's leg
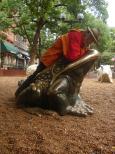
[15,62,46,97]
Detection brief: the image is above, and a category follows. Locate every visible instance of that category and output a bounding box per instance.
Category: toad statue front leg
[48,74,93,117]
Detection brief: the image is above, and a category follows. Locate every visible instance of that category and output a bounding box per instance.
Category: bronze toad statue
[15,49,100,116]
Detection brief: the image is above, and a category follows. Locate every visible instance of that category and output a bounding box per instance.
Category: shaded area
[0,77,114,154]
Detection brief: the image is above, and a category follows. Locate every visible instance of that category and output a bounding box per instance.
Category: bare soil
[0,76,115,154]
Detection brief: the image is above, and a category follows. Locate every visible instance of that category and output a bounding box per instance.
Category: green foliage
[0,10,13,30]
[82,0,108,22]
[101,51,115,65]
[84,13,112,53]
[0,33,7,40]
[109,28,115,52]
[0,0,110,63]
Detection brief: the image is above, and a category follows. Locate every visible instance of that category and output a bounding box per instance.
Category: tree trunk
[29,18,45,65]
[29,29,40,64]
[29,48,37,65]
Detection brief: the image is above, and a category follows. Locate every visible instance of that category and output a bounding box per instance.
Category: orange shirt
[40,29,88,67]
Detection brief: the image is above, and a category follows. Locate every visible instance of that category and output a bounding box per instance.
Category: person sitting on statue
[15,27,100,97]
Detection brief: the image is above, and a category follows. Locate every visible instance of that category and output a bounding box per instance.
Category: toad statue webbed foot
[66,95,93,117]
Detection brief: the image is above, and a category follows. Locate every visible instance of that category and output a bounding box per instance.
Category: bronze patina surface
[16,49,100,116]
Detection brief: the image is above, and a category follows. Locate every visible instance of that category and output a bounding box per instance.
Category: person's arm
[40,37,63,67]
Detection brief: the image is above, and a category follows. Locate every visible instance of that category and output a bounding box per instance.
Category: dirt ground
[0,76,115,154]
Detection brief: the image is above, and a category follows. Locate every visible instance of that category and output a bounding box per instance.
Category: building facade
[0,29,30,70]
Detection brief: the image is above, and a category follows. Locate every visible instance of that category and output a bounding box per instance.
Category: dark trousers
[15,63,46,97]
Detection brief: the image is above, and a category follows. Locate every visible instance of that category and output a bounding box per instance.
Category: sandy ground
[0,76,115,154]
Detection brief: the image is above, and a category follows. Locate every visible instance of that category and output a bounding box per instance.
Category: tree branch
[22,25,32,45]
[54,4,67,7]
